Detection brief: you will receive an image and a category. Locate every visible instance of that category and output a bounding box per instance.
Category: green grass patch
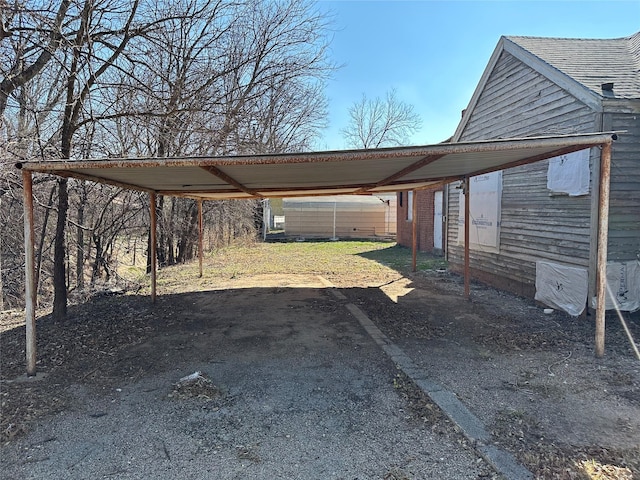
[358,244,447,272]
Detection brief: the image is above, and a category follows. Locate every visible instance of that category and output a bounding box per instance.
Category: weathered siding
[447,51,599,296]
[284,197,396,238]
[607,106,640,260]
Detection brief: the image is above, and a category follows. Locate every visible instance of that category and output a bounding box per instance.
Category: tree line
[0,0,334,317]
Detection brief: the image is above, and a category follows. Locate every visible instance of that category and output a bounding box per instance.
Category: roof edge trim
[16,132,618,173]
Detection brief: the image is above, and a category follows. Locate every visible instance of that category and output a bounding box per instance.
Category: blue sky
[314,0,640,150]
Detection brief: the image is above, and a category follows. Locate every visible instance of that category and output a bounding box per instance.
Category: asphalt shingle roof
[506,32,640,99]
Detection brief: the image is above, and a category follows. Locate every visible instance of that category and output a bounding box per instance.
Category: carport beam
[198,199,203,278]
[595,142,612,358]
[464,177,470,298]
[23,170,37,375]
[150,192,157,302]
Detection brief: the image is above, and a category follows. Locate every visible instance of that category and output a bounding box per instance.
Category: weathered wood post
[595,142,612,358]
[23,170,37,375]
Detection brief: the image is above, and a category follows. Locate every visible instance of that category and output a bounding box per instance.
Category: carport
[16,132,617,375]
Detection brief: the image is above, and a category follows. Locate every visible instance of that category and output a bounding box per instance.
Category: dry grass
[123,240,443,293]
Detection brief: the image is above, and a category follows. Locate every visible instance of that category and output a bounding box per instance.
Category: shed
[445,32,640,315]
[283,194,396,239]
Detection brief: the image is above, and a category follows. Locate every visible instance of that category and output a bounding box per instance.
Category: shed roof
[506,32,640,99]
[17,132,616,200]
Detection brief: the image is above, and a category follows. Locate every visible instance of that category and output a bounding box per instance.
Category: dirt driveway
[1,274,494,479]
[1,242,639,479]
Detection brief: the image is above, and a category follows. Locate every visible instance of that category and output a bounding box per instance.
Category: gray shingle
[506,32,640,99]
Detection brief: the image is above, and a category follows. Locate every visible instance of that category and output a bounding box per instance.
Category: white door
[433,191,443,250]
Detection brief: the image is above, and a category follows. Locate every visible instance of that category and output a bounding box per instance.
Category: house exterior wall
[397,188,442,253]
[606,105,640,261]
[447,51,601,297]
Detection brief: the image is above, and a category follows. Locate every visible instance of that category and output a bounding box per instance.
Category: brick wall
[396,187,442,253]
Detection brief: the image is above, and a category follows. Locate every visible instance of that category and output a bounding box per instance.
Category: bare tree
[0,0,71,119]
[341,88,422,149]
[110,0,334,267]
[1,0,335,311]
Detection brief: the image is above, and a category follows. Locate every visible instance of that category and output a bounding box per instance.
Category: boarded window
[547,148,590,196]
[458,171,502,252]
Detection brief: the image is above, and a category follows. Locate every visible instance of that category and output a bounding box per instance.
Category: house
[444,31,640,314]
[396,187,444,254]
[283,194,396,239]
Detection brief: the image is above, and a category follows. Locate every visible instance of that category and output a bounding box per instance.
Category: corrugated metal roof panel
[20,132,617,199]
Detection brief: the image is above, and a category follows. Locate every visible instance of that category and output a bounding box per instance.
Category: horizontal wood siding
[448,51,598,296]
[608,110,640,260]
[284,201,395,238]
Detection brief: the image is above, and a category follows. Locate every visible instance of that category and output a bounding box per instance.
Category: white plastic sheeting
[457,171,502,252]
[546,148,590,196]
[535,260,588,317]
[591,261,640,312]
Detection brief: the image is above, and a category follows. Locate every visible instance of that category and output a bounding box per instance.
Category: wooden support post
[595,142,612,358]
[23,170,37,376]
[150,192,157,303]
[412,190,418,272]
[464,177,470,298]
[198,199,203,278]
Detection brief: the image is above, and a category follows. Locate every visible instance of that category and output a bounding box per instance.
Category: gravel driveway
[1,277,494,479]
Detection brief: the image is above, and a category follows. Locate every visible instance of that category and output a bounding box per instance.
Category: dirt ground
[1,244,639,479]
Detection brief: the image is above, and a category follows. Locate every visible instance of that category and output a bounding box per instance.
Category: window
[407,191,413,221]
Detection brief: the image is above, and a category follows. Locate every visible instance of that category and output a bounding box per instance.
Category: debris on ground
[168,371,221,400]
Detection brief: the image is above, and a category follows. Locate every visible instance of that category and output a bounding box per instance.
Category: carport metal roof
[17,132,616,199]
[17,131,618,375]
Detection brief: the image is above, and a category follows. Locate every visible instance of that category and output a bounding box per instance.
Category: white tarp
[546,148,590,196]
[458,171,502,252]
[535,260,588,317]
[591,261,640,312]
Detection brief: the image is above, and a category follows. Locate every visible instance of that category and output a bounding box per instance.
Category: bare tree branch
[341,88,423,149]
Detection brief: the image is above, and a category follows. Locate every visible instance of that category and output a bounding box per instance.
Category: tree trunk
[176,201,199,263]
[146,227,152,274]
[35,184,56,299]
[91,233,101,283]
[76,187,86,289]
[52,178,68,321]
[156,196,167,267]
[167,198,176,265]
